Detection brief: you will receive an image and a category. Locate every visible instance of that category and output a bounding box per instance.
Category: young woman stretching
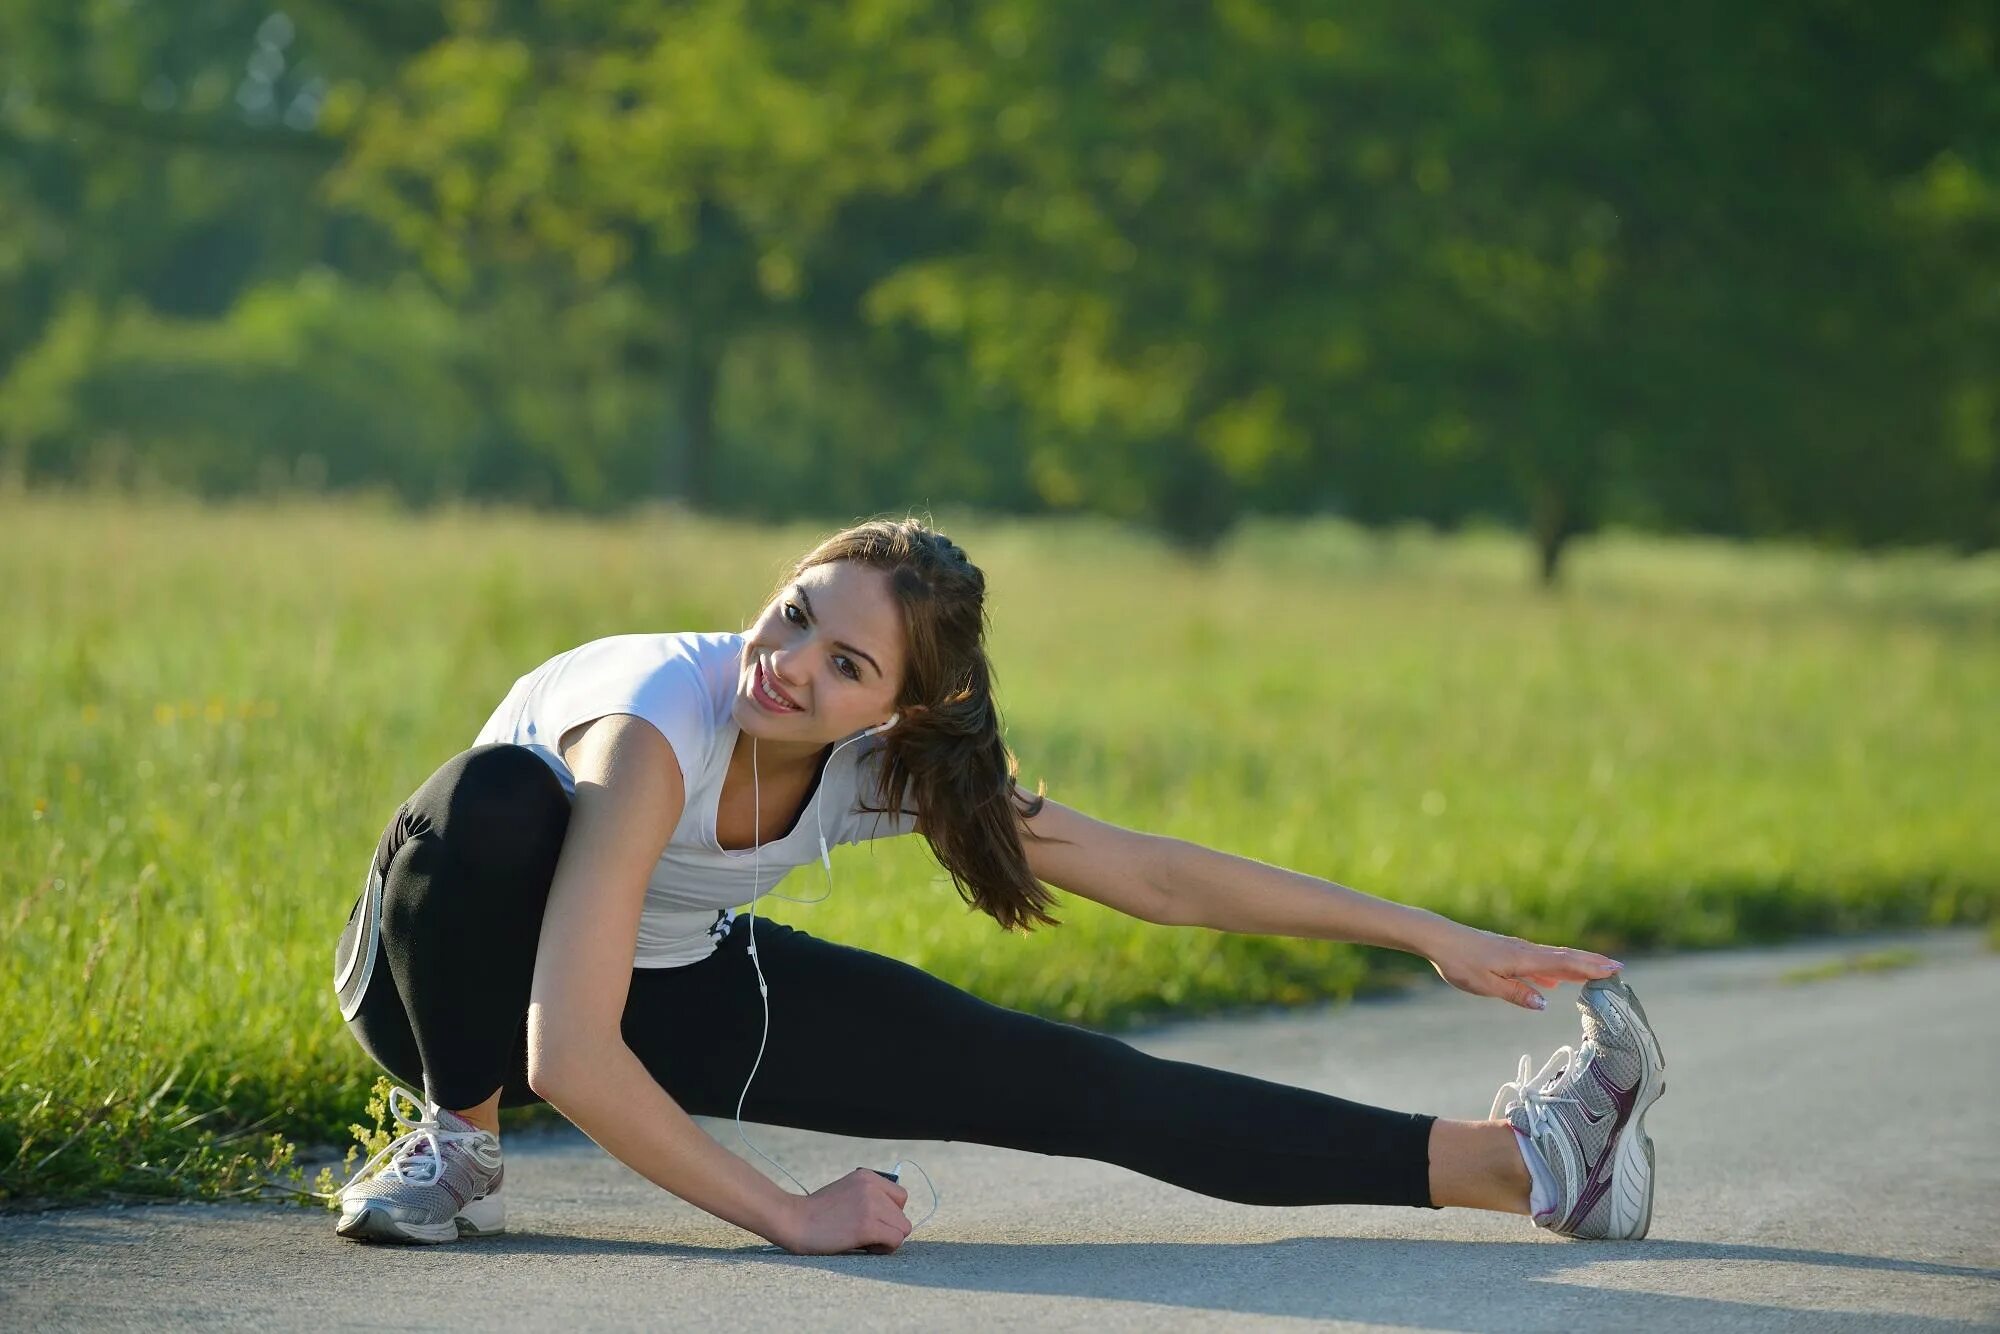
[329,517,1666,1252]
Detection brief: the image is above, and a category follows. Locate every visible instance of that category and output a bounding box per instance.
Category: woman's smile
[751,658,805,714]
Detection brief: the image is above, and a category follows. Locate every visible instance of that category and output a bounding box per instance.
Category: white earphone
[735,710,939,1239]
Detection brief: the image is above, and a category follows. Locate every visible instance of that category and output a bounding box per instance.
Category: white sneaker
[332,1085,505,1244]
[1492,975,1666,1240]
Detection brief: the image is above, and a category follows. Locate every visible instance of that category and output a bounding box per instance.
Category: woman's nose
[770,642,811,684]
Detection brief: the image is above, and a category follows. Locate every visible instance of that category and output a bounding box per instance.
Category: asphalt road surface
[3,928,1995,1331]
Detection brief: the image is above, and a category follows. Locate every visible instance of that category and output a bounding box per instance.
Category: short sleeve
[536,636,724,800]
[839,746,921,844]
[600,656,712,800]
[842,801,921,844]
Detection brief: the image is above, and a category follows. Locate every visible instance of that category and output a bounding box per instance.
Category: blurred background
[2,2,1997,1207]
[3,0,1994,574]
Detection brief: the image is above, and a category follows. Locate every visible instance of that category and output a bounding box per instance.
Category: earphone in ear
[863,711,901,736]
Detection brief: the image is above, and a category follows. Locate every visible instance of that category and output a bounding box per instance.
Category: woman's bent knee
[408,743,572,872]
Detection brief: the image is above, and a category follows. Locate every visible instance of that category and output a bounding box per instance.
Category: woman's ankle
[445,1089,503,1138]
[1427,1118,1531,1214]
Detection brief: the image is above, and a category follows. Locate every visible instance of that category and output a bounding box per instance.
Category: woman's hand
[774,1168,913,1255]
[1423,922,1623,1010]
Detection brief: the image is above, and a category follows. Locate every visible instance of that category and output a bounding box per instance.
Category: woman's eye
[782,602,804,626]
[836,657,859,681]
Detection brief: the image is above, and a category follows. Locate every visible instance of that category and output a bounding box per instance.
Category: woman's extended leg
[333,742,574,1130]
[622,916,1501,1211]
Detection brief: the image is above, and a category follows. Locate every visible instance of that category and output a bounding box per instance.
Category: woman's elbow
[525,1017,618,1100]
[525,1054,568,1101]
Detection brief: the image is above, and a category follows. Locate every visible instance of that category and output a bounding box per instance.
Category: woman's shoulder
[543,631,738,696]
[840,739,922,843]
[562,628,741,666]
[595,631,740,716]
[535,630,741,759]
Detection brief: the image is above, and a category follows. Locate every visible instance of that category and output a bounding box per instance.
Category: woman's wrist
[1393,905,1460,958]
[757,1187,803,1251]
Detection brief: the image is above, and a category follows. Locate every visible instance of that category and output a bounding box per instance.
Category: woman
[329,517,1666,1253]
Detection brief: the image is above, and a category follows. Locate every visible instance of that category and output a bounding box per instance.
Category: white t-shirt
[472,631,920,967]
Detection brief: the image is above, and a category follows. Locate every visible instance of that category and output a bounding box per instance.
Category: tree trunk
[680,350,719,508]
[1531,484,1580,588]
[1536,524,1569,587]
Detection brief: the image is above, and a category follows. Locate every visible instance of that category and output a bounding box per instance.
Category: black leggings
[334,742,1439,1209]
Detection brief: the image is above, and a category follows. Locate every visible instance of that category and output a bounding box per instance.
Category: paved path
[3,929,1997,1331]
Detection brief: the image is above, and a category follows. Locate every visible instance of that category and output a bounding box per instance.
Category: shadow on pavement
[377,1232,1999,1331]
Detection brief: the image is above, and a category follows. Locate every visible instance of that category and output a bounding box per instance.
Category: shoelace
[1489,1045,1588,1138]
[319,1084,494,1200]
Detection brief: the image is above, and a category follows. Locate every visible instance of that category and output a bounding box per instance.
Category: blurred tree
[1,0,1991,577]
[325,0,981,508]
[0,0,424,480]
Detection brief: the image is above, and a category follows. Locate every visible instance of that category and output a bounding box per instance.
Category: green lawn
[3,489,1995,1206]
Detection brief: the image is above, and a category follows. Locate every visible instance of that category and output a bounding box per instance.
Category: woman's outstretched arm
[1014,794,1621,1010]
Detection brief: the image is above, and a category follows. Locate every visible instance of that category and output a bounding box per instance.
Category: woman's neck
[728,729,831,791]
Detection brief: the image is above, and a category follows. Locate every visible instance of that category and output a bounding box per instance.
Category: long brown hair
[768,516,1061,932]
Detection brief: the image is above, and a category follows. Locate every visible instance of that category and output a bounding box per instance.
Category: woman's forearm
[531,1038,798,1247]
[1152,836,1457,955]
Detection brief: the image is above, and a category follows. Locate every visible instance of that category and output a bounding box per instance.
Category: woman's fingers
[1440,931,1625,1011]
[1501,946,1619,992]
[824,1168,919,1255]
[858,1219,905,1254]
[1520,945,1621,980]
[859,1173,912,1253]
[872,1208,911,1252]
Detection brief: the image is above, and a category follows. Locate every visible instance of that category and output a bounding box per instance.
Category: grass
[2,488,1995,1207]
[1777,947,1926,984]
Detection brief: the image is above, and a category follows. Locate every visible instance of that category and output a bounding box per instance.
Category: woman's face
[734,560,907,746]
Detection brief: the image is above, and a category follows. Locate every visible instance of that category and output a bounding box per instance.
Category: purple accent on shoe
[1590,1059,1636,1106]
[441,1178,466,1209]
[1566,1158,1615,1229]
[1561,1071,1640,1231]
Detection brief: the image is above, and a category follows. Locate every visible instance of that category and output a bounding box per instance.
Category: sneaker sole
[335,1192,505,1245]
[1585,977,1666,1240]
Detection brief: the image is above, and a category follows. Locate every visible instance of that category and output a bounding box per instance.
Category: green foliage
[0,493,1993,1207]
[1,2,1994,572]
[1,277,481,500]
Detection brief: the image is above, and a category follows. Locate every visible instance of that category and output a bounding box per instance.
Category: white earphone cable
[756,735,844,905]
[734,711,938,1237]
[735,734,807,1192]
